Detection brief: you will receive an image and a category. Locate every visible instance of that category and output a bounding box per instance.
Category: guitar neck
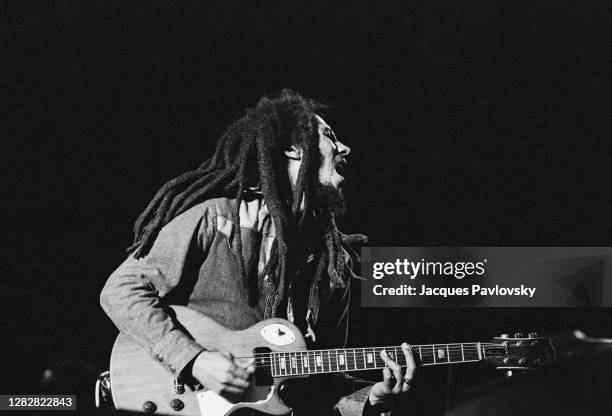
[267,343,484,377]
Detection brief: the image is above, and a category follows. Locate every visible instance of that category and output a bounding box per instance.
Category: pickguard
[261,323,295,346]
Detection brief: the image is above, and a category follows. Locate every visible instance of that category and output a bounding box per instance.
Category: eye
[324,128,337,142]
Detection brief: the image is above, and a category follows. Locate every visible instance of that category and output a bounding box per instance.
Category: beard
[310,183,346,217]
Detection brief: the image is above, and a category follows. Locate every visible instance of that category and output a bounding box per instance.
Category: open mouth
[335,158,348,175]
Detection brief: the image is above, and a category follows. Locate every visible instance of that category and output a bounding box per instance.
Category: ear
[284,145,303,161]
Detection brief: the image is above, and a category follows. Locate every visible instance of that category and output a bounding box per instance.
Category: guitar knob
[528,332,538,338]
[503,357,510,364]
[500,334,509,339]
[514,332,524,338]
[518,358,527,365]
[142,401,157,413]
[170,399,184,411]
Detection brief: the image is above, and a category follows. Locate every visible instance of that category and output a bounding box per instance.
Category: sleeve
[100,203,215,377]
[293,373,389,416]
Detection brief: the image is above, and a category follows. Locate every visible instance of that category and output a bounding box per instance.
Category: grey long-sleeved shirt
[100,196,379,415]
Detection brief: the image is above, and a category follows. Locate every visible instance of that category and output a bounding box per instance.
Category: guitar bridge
[173,378,185,394]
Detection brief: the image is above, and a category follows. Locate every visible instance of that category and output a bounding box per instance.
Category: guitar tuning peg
[514,332,524,338]
[528,332,538,338]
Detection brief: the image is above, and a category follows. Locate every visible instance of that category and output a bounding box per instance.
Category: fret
[327,350,331,372]
[456,344,467,362]
[429,345,436,364]
[338,350,346,371]
[446,345,451,363]
[448,345,458,363]
[416,346,427,364]
[302,352,309,374]
[353,349,357,370]
[434,345,445,362]
[315,352,323,372]
[394,346,402,366]
[285,353,289,374]
[366,348,376,369]
[329,350,338,372]
[462,343,480,361]
[297,352,303,375]
[280,353,287,375]
[271,353,277,376]
[291,353,297,374]
[334,350,339,372]
[308,352,317,374]
[322,351,328,371]
[361,348,366,369]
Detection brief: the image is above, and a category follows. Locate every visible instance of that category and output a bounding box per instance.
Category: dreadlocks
[128,89,366,317]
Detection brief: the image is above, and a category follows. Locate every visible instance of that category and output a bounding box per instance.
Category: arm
[100,203,214,376]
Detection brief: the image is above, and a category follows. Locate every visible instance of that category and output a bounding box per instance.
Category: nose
[336,140,351,156]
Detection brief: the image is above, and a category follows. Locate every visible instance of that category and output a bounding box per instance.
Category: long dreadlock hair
[128,89,367,316]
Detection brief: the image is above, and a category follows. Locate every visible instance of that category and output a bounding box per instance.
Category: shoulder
[178,196,269,234]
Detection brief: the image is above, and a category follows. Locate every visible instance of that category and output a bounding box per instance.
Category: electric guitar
[109,305,556,416]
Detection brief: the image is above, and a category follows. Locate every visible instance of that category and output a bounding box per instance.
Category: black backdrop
[2,1,611,413]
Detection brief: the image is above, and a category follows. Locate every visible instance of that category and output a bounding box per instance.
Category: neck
[261,343,484,377]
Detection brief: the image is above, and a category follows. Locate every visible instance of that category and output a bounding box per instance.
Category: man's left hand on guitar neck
[365,343,416,414]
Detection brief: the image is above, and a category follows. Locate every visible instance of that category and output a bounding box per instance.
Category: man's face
[315,115,351,190]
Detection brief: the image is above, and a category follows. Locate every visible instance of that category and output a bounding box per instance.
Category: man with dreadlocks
[100,90,416,415]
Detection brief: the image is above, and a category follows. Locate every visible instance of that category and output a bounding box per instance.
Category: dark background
[2,0,611,413]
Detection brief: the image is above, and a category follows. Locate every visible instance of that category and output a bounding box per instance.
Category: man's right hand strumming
[191,351,255,398]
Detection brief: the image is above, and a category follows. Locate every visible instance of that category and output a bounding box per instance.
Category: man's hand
[191,351,255,399]
[368,343,416,411]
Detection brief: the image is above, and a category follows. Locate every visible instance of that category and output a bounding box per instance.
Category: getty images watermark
[361,247,612,307]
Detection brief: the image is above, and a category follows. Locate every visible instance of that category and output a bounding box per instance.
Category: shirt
[100,196,381,415]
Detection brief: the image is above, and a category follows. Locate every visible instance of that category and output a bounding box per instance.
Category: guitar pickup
[253,347,273,386]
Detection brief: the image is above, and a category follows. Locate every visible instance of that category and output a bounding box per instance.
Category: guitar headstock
[483,332,556,370]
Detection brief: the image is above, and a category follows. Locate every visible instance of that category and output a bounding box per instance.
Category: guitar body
[110,306,307,416]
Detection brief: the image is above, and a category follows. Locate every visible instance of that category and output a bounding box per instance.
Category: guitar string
[242,349,501,364]
[234,343,503,359]
[247,352,498,371]
[233,343,502,360]
[242,350,503,370]
[251,353,503,370]
[249,346,496,359]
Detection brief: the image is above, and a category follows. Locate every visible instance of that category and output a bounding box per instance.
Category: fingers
[231,365,252,382]
[401,343,416,392]
[222,354,253,389]
[380,349,403,394]
[221,373,250,389]
[382,366,394,391]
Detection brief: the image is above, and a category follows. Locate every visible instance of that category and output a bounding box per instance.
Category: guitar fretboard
[265,343,483,377]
